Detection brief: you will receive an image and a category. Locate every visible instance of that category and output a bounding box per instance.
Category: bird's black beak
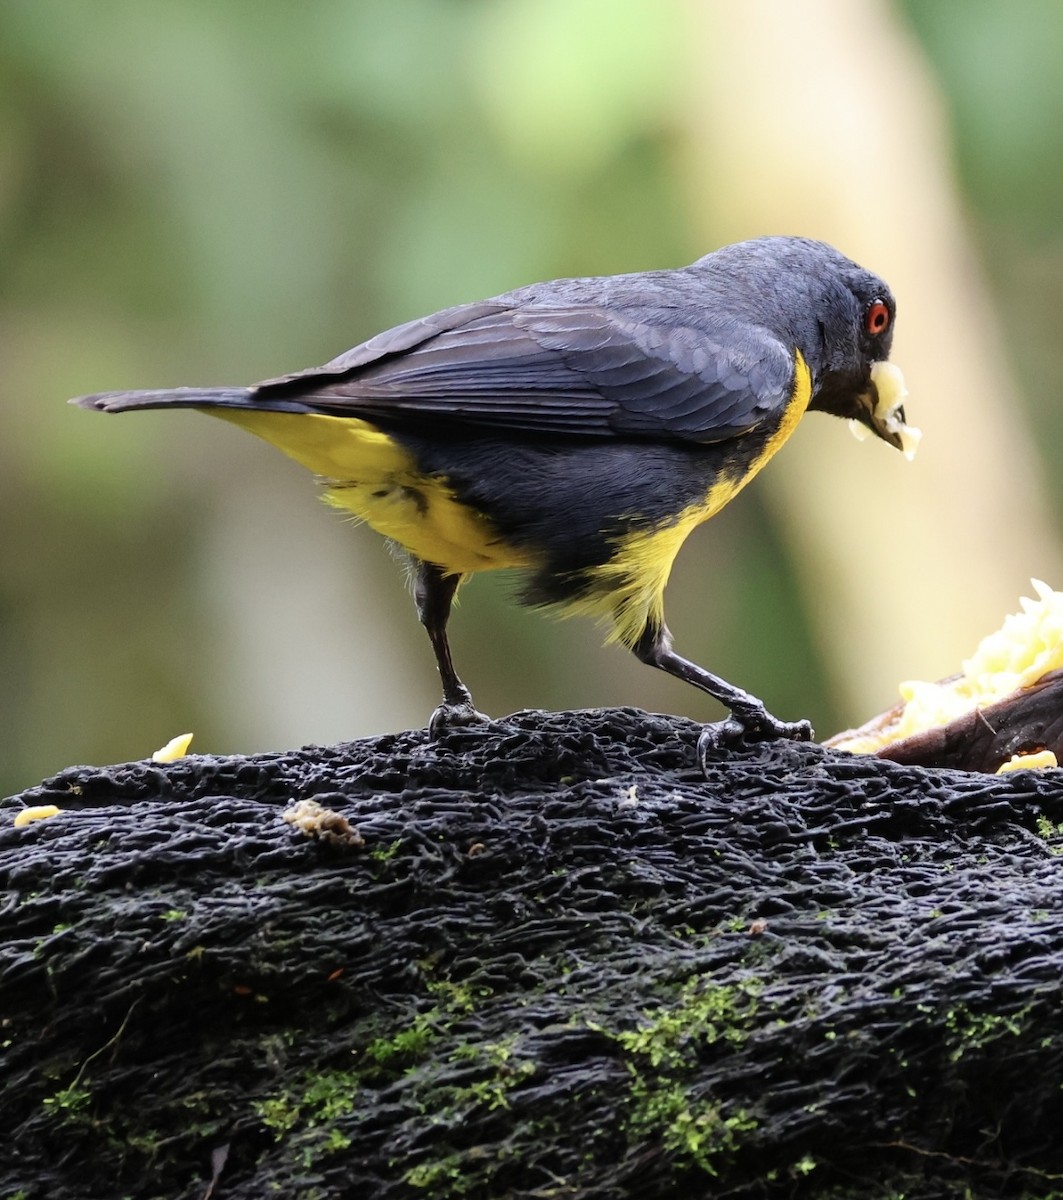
[848,362,921,460]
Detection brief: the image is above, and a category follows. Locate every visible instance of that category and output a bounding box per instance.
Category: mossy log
[3,707,1063,1199]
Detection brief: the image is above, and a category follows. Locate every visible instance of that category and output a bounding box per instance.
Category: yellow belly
[209,409,533,574]
[208,351,810,640]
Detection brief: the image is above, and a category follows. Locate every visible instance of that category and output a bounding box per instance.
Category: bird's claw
[428,700,491,738]
[697,706,813,768]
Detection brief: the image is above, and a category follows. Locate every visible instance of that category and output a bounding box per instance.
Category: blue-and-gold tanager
[72,236,916,754]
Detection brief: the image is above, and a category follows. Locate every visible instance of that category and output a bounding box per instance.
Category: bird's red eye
[866,301,891,336]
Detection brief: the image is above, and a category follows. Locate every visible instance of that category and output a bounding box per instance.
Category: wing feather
[253,299,797,444]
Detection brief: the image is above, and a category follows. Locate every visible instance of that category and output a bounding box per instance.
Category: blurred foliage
[900,0,1063,513]
[2,0,1062,792]
[902,0,1063,233]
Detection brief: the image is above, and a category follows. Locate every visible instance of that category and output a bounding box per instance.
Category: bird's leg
[412,560,489,736]
[630,620,813,765]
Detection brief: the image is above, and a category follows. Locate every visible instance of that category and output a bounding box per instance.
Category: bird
[71,235,916,757]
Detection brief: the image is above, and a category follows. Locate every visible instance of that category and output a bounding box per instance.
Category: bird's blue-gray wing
[255,302,798,445]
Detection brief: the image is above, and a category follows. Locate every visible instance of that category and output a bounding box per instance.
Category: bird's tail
[69,387,315,415]
[70,387,258,414]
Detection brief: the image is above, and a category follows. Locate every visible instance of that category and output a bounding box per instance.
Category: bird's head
[791,241,920,459]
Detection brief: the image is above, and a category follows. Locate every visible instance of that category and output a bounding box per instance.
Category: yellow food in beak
[848,362,922,460]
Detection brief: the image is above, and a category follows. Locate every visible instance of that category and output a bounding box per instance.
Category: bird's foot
[428,699,492,739]
[697,704,813,769]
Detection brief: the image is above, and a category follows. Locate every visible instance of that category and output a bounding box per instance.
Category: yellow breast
[568,352,813,646]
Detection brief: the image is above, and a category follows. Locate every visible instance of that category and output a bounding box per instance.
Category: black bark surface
[3,707,1063,1199]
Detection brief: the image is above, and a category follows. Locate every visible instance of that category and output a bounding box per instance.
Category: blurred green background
[3,0,1063,793]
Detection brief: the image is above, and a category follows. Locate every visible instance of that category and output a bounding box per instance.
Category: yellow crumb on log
[152,733,194,763]
[833,580,1063,755]
[14,805,62,827]
[282,799,364,847]
[996,750,1058,774]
